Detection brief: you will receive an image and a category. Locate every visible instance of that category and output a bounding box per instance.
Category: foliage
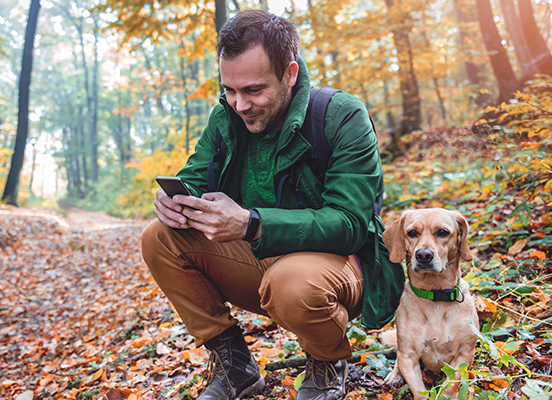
[121,131,197,217]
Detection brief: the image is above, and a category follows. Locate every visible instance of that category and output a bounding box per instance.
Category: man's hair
[216,10,299,81]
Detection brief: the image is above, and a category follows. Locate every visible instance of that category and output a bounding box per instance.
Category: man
[141,9,403,400]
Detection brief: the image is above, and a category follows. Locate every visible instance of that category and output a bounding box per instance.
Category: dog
[381,208,479,400]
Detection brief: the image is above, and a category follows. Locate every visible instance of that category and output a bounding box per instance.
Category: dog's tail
[379,329,397,349]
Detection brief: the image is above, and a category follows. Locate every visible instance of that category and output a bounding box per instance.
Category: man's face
[220,45,298,134]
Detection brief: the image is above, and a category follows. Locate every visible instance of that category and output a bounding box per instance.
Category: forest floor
[2,81,552,399]
[0,192,550,400]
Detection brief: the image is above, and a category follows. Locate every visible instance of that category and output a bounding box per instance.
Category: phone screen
[156,176,193,198]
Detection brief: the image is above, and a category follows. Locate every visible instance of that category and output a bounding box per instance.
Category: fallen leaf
[529,250,546,260]
[91,368,104,382]
[508,239,526,255]
[105,388,125,400]
[489,378,509,390]
[156,342,172,355]
[15,391,34,400]
[282,375,295,390]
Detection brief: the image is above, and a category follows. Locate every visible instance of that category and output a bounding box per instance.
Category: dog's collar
[410,279,465,302]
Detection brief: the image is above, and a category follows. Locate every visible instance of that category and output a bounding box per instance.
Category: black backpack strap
[275,88,337,208]
[207,127,228,192]
[302,87,338,180]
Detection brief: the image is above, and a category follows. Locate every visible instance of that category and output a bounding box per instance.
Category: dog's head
[382,208,472,274]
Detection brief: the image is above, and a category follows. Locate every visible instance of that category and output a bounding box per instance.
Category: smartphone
[156,176,193,198]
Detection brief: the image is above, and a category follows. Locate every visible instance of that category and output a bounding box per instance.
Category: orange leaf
[357,354,377,364]
[529,250,546,260]
[377,393,393,400]
[282,375,295,390]
[508,239,526,255]
[91,369,103,382]
[244,335,257,344]
[490,378,509,390]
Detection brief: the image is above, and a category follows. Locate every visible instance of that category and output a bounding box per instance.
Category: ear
[287,61,299,88]
[382,214,407,263]
[454,212,473,262]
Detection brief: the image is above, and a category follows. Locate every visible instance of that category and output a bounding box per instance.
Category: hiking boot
[197,325,264,400]
[296,353,348,400]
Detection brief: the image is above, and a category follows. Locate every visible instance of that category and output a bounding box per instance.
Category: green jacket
[177,58,404,329]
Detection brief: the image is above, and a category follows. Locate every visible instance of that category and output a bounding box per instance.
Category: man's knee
[259,257,328,321]
[141,219,174,266]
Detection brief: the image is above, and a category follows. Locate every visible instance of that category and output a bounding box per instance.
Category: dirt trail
[57,201,151,232]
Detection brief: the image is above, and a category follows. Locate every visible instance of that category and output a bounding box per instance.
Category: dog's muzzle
[413,248,437,271]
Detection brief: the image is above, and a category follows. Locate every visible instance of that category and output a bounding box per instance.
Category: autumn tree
[499,0,538,79]
[2,0,41,206]
[453,0,491,106]
[518,0,552,75]
[475,0,519,103]
[384,0,421,156]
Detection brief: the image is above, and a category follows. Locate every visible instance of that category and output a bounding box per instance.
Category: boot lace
[305,355,339,390]
[203,347,236,396]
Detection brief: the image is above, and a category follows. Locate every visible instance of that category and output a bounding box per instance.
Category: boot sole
[235,375,265,399]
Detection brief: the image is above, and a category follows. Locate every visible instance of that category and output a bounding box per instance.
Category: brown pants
[141,219,364,361]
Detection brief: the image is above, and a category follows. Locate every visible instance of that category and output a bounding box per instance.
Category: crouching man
[141,9,403,400]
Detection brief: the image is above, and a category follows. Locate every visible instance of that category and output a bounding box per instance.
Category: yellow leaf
[508,239,526,255]
[159,322,171,328]
[91,368,103,382]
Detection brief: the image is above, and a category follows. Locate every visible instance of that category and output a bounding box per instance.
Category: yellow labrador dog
[381,208,479,400]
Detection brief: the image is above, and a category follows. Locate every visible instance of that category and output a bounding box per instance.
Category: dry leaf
[508,239,526,255]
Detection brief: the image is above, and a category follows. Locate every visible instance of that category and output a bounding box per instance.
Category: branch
[263,348,396,371]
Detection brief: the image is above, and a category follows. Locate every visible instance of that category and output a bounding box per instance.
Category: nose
[415,248,434,264]
[235,93,251,113]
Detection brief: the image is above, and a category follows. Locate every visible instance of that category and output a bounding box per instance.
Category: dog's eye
[407,230,418,238]
[437,229,450,237]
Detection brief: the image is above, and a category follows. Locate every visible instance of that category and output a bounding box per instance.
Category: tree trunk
[2,0,41,206]
[77,20,98,183]
[499,0,538,78]
[518,0,552,75]
[384,0,421,157]
[214,0,227,34]
[72,46,88,192]
[475,0,520,103]
[454,0,491,106]
[91,14,100,179]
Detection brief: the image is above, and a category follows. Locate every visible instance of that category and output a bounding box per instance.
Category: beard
[244,80,292,134]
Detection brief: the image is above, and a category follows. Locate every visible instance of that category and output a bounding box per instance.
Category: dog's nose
[415,248,434,264]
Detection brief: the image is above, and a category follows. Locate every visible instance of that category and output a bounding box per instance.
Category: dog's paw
[384,365,404,387]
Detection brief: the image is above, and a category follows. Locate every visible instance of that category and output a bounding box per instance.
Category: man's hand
[176,192,256,242]
[154,188,191,229]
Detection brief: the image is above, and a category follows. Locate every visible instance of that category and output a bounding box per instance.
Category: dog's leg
[442,354,475,398]
[397,357,428,400]
[384,361,404,387]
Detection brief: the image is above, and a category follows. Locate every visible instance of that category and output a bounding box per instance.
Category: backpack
[207,87,384,215]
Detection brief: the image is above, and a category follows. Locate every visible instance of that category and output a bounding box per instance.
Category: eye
[437,229,450,238]
[407,230,418,238]
[247,88,260,94]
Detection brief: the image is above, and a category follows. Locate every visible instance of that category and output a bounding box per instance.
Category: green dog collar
[410,279,464,302]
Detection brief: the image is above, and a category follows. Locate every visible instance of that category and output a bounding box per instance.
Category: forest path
[57,201,144,232]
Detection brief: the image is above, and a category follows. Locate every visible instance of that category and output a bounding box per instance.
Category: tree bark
[91,14,100,179]
[499,0,538,79]
[214,0,227,34]
[2,0,41,206]
[475,0,520,103]
[518,0,552,75]
[454,0,491,106]
[384,0,421,157]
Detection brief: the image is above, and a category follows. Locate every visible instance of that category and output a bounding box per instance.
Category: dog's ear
[382,214,407,263]
[454,212,473,262]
